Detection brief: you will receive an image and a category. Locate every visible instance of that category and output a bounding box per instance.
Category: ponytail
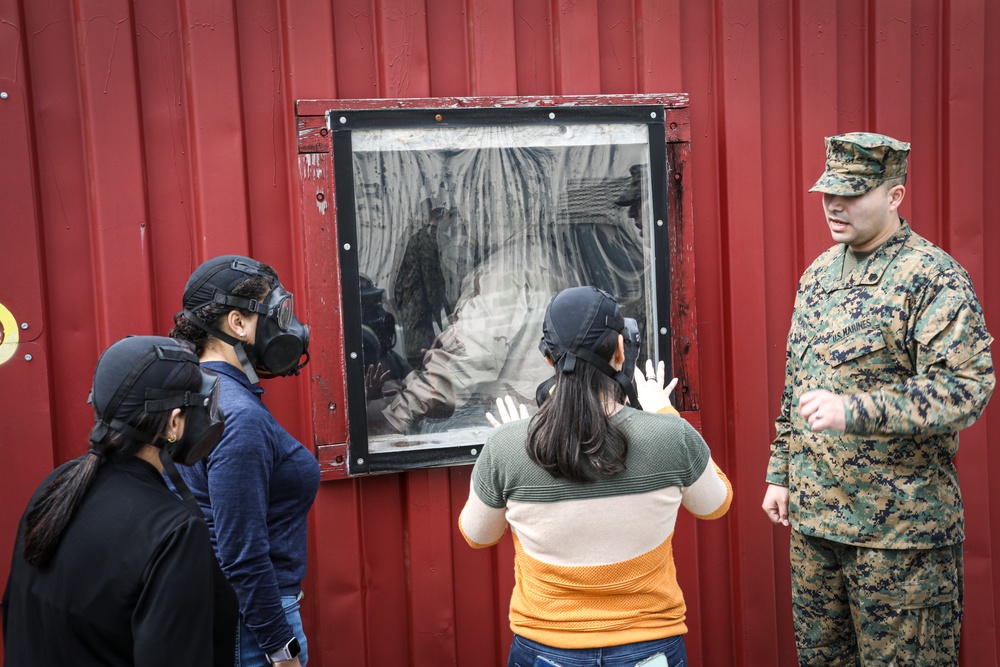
[527,328,629,482]
[21,397,181,568]
[22,451,104,567]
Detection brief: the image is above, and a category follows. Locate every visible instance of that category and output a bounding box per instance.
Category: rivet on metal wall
[339,116,346,124]
[356,458,365,465]
[20,322,28,330]
[24,354,32,361]
[660,327,668,335]
[548,112,555,119]
[0,92,8,100]
[650,112,657,118]
[320,128,329,136]
[343,243,351,251]
[656,219,663,227]
[669,122,677,130]
[350,352,357,359]
[470,448,478,456]
[435,114,442,122]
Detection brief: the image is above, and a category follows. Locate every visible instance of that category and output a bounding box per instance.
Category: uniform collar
[817,220,911,293]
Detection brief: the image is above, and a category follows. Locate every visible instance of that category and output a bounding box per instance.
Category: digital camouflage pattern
[791,531,963,666]
[393,220,451,367]
[767,222,995,549]
[809,133,910,196]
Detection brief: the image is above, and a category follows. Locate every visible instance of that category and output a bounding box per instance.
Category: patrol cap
[89,336,200,444]
[182,255,276,313]
[809,132,910,196]
[540,286,622,374]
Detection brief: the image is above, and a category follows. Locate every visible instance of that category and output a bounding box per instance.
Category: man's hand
[762,484,790,527]
[486,395,530,427]
[798,389,847,433]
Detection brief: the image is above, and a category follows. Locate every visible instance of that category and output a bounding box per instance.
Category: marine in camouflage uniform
[763,133,995,666]
[393,206,453,369]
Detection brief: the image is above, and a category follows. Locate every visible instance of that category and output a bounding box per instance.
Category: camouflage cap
[809,132,910,196]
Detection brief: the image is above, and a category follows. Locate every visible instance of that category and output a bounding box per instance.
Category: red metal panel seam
[716,5,783,667]
[943,2,993,664]
[127,5,164,328]
[228,0,256,256]
[177,0,207,261]
[72,0,112,350]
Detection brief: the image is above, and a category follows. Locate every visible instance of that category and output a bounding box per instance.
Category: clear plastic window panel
[351,123,657,452]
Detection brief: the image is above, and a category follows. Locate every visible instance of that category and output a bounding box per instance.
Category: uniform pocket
[826,328,887,366]
[899,547,960,610]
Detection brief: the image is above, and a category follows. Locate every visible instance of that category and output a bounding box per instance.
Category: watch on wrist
[267,637,300,663]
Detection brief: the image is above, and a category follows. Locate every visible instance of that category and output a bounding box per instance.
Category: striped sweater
[458,406,732,649]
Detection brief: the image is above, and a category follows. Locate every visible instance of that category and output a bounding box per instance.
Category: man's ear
[888,184,906,212]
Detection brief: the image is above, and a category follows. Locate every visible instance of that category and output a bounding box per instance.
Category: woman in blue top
[170,255,320,667]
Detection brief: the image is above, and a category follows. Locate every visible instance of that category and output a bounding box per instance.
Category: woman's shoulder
[483,418,532,454]
[616,405,689,431]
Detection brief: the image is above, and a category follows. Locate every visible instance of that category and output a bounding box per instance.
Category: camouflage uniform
[393,222,451,368]
[767,133,995,666]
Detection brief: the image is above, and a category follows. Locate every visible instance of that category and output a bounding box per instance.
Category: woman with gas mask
[169,255,318,667]
[2,336,236,667]
[459,286,733,667]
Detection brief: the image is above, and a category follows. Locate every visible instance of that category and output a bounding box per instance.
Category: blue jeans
[508,634,687,667]
[235,594,309,667]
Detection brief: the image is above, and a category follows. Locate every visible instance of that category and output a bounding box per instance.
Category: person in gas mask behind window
[169,255,319,667]
[2,335,237,667]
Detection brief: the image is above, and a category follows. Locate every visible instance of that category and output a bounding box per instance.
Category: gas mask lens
[274,294,293,331]
[264,287,294,331]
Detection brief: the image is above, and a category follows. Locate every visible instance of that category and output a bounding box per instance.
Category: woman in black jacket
[2,335,238,667]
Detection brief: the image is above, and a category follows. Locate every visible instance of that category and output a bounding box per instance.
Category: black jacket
[2,456,237,666]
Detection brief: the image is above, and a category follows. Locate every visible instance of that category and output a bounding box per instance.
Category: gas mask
[147,368,226,465]
[244,284,311,379]
[180,256,310,384]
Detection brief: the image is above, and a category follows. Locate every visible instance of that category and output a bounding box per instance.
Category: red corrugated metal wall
[1,1,997,665]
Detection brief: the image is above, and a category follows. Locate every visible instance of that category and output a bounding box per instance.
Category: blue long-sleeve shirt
[178,361,320,653]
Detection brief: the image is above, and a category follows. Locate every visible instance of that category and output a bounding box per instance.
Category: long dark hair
[169,267,277,355]
[526,328,628,482]
[22,361,203,568]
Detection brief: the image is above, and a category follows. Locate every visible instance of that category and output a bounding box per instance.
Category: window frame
[295,95,700,480]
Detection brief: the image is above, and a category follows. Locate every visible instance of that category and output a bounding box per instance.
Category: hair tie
[88,448,106,461]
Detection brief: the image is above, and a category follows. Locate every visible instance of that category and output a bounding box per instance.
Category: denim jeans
[508,634,687,667]
[235,594,309,667]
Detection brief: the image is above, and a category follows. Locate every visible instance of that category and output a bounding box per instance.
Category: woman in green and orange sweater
[459,286,732,667]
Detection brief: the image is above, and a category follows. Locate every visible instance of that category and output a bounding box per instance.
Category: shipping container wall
[1,1,997,666]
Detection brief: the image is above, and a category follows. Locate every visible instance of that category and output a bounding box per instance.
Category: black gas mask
[360,286,397,354]
[536,286,643,410]
[146,367,225,465]
[89,337,225,465]
[180,256,310,384]
[244,284,311,380]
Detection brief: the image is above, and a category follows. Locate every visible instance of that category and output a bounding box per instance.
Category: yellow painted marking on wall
[0,303,20,365]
